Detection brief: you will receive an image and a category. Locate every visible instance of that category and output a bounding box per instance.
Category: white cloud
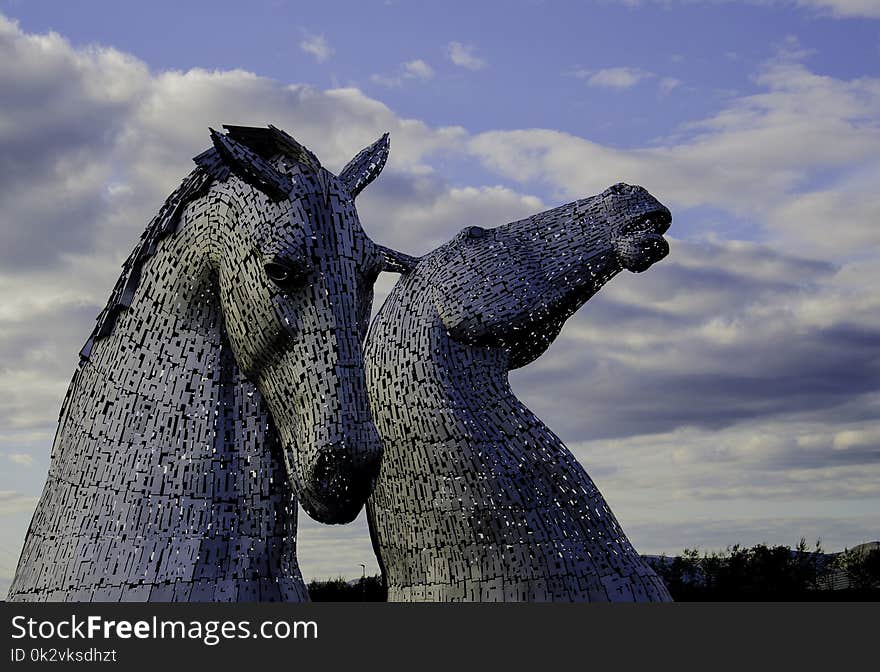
[299,32,333,63]
[359,177,544,256]
[403,59,434,80]
[767,169,880,257]
[578,66,653,89]
[297,509,380,579]
[0,491,38,515]
[469,53,880,258]
[803,0,880,17]
[562,416,880,554]
[447,41,487,70]
[659,76,682,94]
[370,58,435,88]
[6,454,33,467]
[512,235,879,434]
[608,0,880,19]
[369,73,402,88]
[0,17,150,268]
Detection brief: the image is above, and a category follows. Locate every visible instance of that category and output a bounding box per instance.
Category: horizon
[0,0,877,590]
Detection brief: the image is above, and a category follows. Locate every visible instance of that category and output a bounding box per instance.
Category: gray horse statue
[365,183,673,601]
[9,125,404,602]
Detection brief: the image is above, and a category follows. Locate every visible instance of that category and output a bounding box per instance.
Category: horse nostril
[466,226,487,240]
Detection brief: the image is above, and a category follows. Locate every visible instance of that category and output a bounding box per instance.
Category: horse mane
[79,125,318,361]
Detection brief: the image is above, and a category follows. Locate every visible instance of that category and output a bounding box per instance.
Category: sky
[0,0,878,592]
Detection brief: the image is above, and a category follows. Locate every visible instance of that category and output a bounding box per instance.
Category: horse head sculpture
[365,183,673,602]
[428,182,670,368]
[10,125,401,601]
[201,125,394,523]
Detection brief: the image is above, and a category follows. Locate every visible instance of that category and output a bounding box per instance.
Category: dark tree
[834,547,880,591]
[650,539,836,601]
[308,574,387,601]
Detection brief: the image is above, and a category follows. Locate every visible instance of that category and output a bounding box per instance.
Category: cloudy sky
[0,0,878,591]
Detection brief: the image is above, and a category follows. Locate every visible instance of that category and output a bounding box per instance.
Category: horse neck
[75,201,234,454]
[45,200,301,591]
[366,269,646,572]
[367,272,541,450]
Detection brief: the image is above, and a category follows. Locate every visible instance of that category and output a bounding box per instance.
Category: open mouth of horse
[616,208,672,273]
[620,208,672,237]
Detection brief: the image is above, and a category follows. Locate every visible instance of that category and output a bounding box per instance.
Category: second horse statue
[365,183,673,601]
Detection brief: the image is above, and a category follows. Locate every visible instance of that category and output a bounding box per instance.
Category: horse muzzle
[296,428,384,524]
[614,209,671,273]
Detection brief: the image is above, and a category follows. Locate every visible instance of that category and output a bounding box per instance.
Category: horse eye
[466,226,487,240]
[264,261,304,289]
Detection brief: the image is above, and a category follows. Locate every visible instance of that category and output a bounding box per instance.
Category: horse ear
[338,133,390,198]
[377,244,418,273]
[208,128,292,202]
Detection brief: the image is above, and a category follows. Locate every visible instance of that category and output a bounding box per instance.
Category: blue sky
[5,1,877,138]
[0,0,878,587]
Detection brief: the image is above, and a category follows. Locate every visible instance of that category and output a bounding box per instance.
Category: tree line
[645,539,879,600]
[308,540,880,601]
